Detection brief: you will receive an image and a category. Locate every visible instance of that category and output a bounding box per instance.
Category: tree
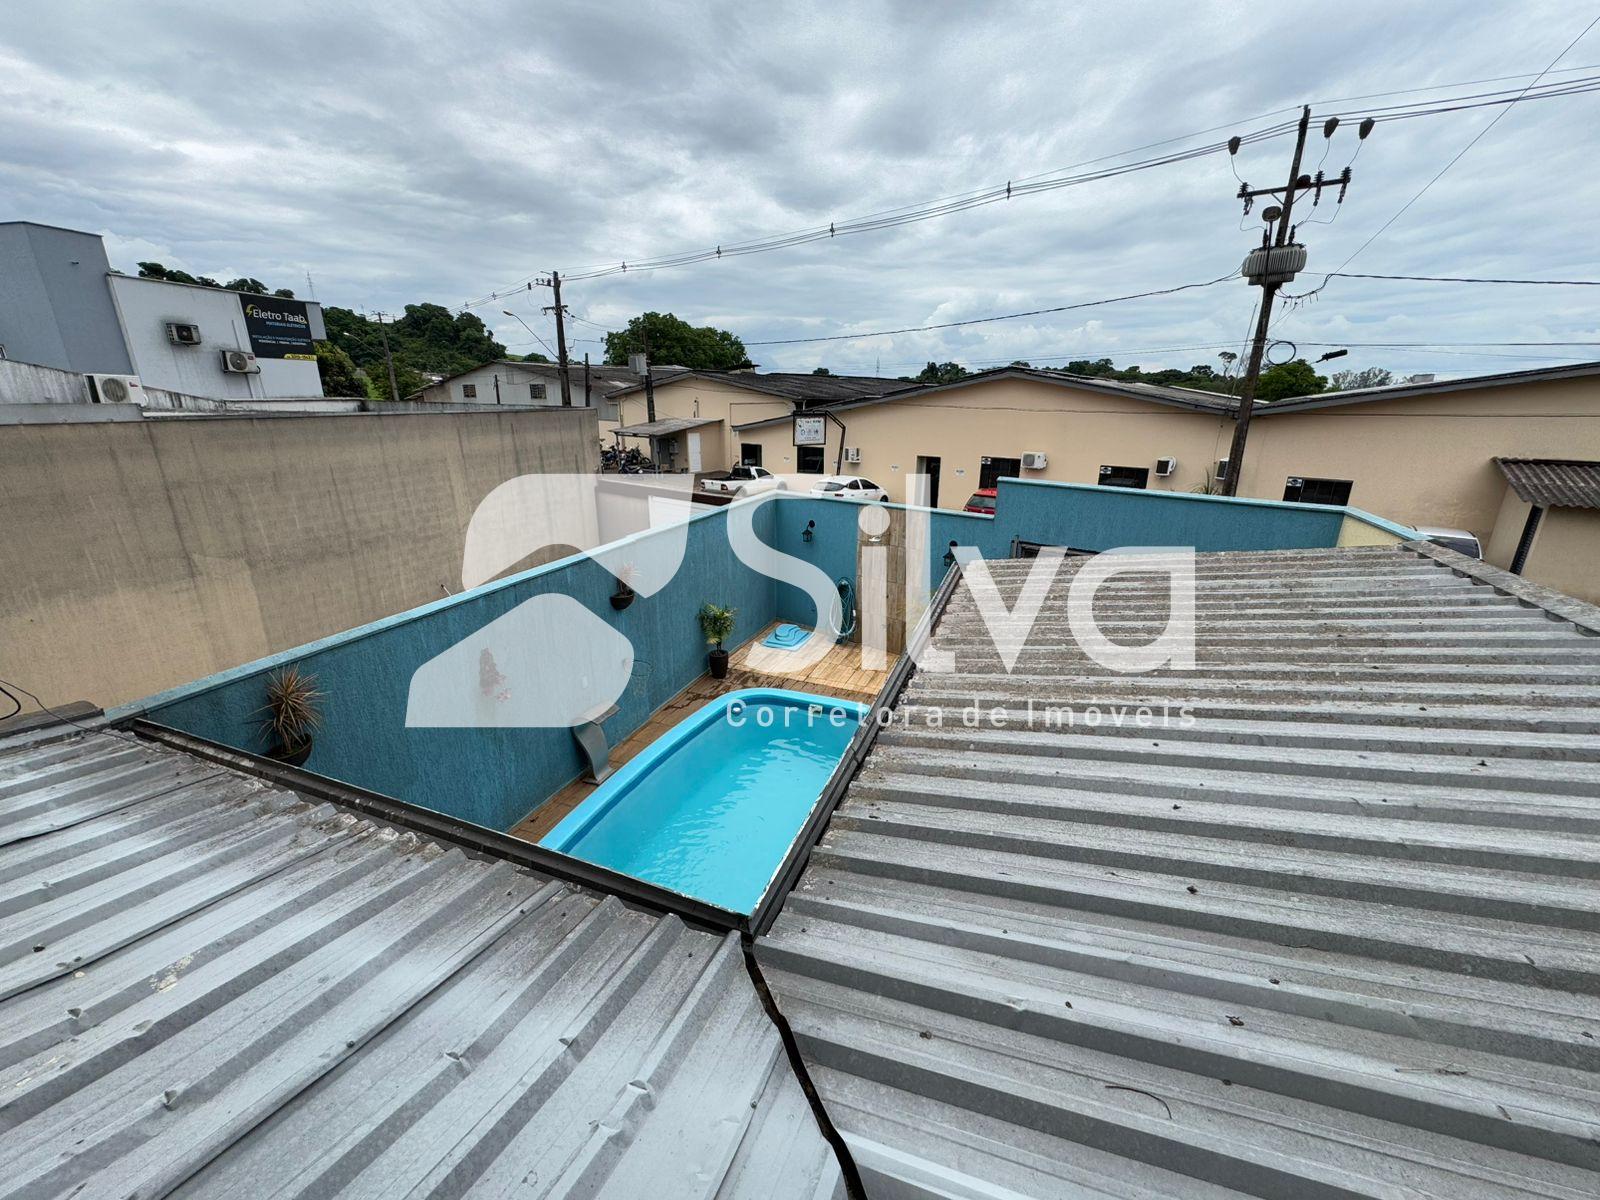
[812,367,832,375]
[323,303,507,382]
[603,312,747,370]
[1009,360,1032,367]
[1255,359,1328,403]
[224,277,269,294]
[914,361,969,385]
[272,287,297,298]
[1329,367,1394,392]
[314,341,365,397]
[137,261,201,286]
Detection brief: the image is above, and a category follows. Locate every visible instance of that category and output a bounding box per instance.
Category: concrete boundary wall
[1,406,597,711]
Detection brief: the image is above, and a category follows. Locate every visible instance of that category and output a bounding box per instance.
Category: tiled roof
[0,731,843,1198]
[1496,457,1600,509]
[758,544,1600,1197]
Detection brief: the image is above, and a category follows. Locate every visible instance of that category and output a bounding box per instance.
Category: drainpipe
[826,410,848,475]
[1509,505,1543,575]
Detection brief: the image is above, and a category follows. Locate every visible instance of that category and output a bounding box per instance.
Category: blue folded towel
[761,623,811,650]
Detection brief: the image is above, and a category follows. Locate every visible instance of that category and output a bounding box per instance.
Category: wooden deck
[507,623,893,844]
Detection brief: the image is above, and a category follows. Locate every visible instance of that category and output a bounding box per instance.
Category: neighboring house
[1486,457,1600,603]
[0,221,328,399]
[609,369,911,474]
[412,360,644,424]
[732,362,1600,538]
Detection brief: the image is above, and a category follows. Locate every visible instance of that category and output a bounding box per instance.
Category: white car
[1413,525,1482,559]
[812,475,888,502]
[700,465,785,496]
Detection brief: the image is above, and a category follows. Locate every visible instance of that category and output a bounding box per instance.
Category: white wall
[107,275,324,399]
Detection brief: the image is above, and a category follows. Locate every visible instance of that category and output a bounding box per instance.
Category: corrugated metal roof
[759,545,1600,1198]
[1496,457,1600,510]
[0,731,843,1198]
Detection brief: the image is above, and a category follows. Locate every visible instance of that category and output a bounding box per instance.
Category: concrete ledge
[1402,539,1600,636]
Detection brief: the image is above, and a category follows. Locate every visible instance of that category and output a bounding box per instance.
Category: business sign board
[793,414,827,446]
[240,296,317,360]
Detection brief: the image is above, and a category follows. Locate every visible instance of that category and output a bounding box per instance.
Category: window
[817,480,846,492]
[797,446,825,473]
[741,443,762,466]
[601,400,620,421]
[461,383,477,399]
[529,383,547,401]
[1283,476,1352,505]
[858,480,881,492]
[979,456,1022,490]
[1098,465,1149,489]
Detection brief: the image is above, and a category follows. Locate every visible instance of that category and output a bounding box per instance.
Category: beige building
[1483,457,1600,603]
[608,370,910,475]
[733,363,1600,536]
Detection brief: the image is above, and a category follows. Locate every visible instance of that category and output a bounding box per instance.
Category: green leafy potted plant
[259,665,323,766]
[698,603,736,679]
[610,563,638,611]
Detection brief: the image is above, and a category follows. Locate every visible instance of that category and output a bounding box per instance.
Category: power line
[460,70,1600,307]
[741,274,1236,346]
[1322,17,1600,277]
[1324,271,1600,285]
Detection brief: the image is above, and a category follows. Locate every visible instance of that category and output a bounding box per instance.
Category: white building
[0,222,327,400]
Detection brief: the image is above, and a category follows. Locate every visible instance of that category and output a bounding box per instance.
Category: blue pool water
[541,689,866,914]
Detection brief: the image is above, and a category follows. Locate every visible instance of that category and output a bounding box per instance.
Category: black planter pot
[267,737,314,767]
[708,648,729,679]
[610,588,635,611]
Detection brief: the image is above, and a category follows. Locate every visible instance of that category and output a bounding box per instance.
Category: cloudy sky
[4,1,1598,381]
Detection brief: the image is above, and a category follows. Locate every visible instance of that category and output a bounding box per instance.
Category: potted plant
[259,665,323,766]
[698,603,737,679]
[610,563,638,611]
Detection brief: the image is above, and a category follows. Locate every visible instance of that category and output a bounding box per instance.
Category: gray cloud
[2,0,1596,379]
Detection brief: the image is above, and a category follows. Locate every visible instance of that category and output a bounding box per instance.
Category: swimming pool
[541,688,866,914]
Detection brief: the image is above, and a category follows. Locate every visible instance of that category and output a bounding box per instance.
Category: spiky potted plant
[610,563,638,611]
[259,665,323,766]
[698,603,736,680]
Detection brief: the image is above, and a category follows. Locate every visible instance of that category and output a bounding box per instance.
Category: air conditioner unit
[1215,458,1230,481]
[86,373,144,405]
[166,322,202,346]
[843,447,861,463]
[1021,451,1047,470]
[1155,456,1177,477]
[221,348,260,374]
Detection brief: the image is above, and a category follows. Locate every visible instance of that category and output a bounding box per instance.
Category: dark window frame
[1098,465,1150,489]
[1283,476,1353,505]
[741,443,763,467]
[979,455,1023,490]
[461,383,478,399]
[797,446,825,474]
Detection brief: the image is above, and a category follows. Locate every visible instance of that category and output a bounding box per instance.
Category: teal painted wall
[132,502,781,832]
[989,478,1346,553]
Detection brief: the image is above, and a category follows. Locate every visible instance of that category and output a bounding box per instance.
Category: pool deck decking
[508,622,893,844]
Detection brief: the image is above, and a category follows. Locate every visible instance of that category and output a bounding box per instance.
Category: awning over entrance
[611,416,720,438]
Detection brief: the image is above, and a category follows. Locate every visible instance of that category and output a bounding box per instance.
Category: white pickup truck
[698,465,786,496]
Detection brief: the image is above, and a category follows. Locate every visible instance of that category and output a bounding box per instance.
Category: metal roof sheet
[0,731,842,1198]
[1496,457,1600,510]
[758,544,1600,1198]
[611,415,724,437]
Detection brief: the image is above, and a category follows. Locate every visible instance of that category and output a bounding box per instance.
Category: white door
[687,431,703,473]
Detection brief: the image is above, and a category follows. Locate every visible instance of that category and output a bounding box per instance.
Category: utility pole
[372,311,400,403]
[541,270,574,407]
[1220,107,1366,496]
[583,352,592,407]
